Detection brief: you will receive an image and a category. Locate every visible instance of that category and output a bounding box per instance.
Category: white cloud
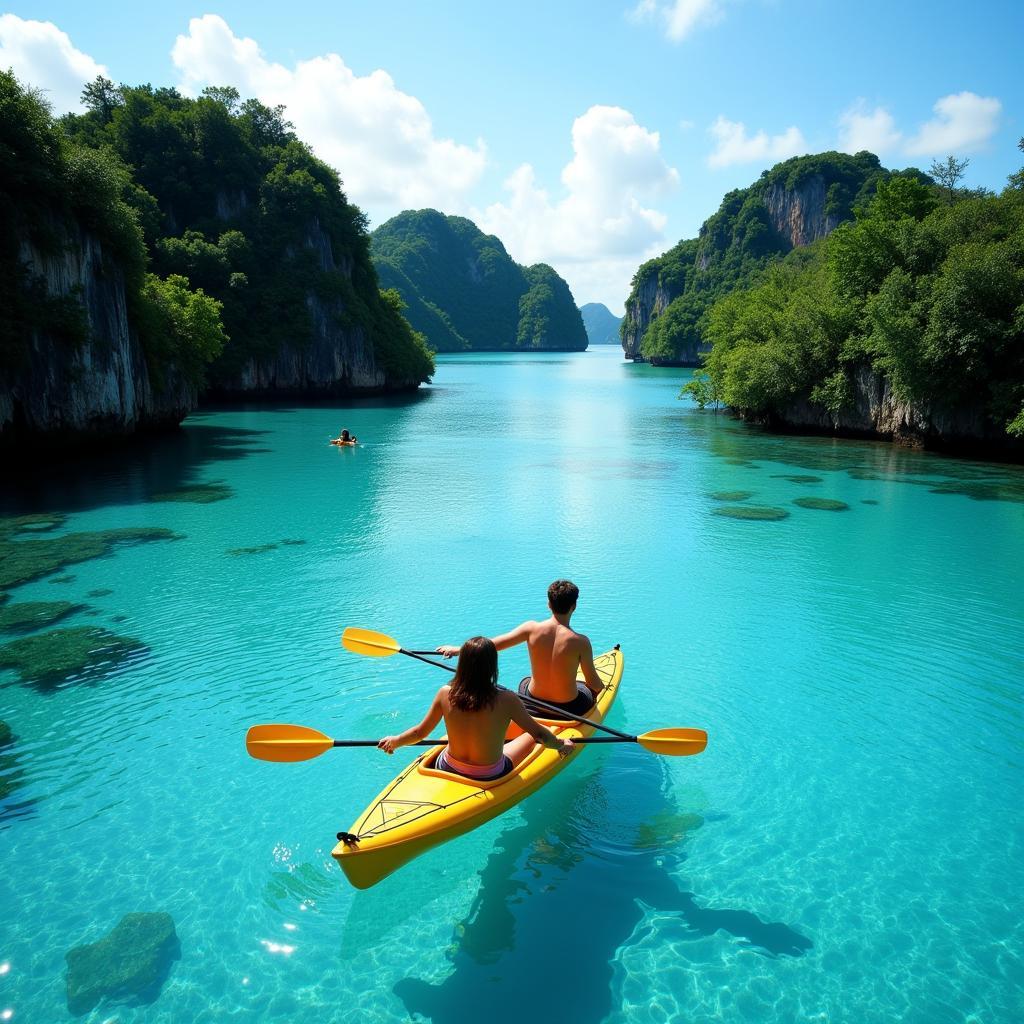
[629,0,724,42]
[838,103,903,154]
[903,91,1001,156]
[170,15,486,219]
[707,116,806,168]
[475,106,679,307]
[837,92,1001,159]
[0,14,108,113]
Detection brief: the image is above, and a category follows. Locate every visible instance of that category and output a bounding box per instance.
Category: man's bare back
[437,579,604,708]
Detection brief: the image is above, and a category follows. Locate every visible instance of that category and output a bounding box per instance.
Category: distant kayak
[330,439,357,447]
[332,646,623,889]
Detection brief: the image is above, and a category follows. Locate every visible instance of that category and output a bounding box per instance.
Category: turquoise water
[1,347,1022,1022]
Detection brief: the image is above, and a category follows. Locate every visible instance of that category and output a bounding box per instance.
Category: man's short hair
[547,579,579,614]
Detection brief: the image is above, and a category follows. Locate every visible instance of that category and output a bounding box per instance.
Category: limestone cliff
[210,217,411,395]
[1,226,193,450]
[622,152,907,364]
[741,366,1023,455]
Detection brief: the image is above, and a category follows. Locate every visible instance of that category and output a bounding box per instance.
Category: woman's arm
[378,689,446,753]
[505,693,574,757]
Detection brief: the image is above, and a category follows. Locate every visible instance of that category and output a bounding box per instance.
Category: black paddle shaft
[396,644,631,740]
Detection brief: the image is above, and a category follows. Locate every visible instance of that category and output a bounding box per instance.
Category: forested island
[371,210,588,352]
[628,149,1024,454]
[1,72,433,451]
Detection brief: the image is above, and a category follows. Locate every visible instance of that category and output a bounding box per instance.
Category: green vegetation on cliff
[624,152,928,363]
[61,80,432,386]
[0,71,223,386]
[702,157,1024,438]
[371,210,587,351]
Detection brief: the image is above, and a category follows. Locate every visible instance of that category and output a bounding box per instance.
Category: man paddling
[437,579,604,720]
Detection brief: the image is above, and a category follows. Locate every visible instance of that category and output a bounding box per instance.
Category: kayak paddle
[340,627,707,751]
[246,723,707,762]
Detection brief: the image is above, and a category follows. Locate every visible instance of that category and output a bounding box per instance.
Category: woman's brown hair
[449,636,499,712]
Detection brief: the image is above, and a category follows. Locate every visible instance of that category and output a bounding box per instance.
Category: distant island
[579,303,622,346]
[371,210,587,353]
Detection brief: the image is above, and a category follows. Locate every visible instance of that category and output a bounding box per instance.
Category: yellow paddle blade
[246,724,333,762]
[341,626,402,658]
[636,728,708,756]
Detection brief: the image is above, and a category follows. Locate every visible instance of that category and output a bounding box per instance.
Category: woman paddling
[331,428,357,446]
[378,636,573,780]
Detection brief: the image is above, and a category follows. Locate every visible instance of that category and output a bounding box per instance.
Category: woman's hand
[435,645,460,659]
[378,735,400,754]
[557,738,575,758]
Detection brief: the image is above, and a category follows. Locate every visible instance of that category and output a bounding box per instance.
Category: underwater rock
[861,499,879,505]
[149,482,233,504]
[0,626,147,689]
[708,491,754,501]
[0,718,32,814]
[49,574,76,584]
[0,526,181,590]
[771,474,823,484]
[227,543,278,556]
[65,911,180,1016]
[280,538,307,546]
[87,588,114,598]
[793,497,850,511]
[713,505,789,521]
[0,513,67,538]
[0,601,84,632]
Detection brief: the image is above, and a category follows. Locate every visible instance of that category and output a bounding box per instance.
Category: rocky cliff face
[1,226,193,450]
[762,178,842,249]
[211,217,408,395]
[622,152,890,364]
[621,273,665,359]
[745,365,1022,453]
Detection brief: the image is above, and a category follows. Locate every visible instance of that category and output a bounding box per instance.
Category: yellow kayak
[332,646,624,889]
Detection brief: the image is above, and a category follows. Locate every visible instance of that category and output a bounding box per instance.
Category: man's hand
[557,738,575,758]
[378,735,400,754]
[436,645,460,659]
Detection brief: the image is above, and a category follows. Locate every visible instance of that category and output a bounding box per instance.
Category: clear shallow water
[1,348,1022,1023]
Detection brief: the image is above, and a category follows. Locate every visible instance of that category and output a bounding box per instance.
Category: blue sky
[3,1,1022,310]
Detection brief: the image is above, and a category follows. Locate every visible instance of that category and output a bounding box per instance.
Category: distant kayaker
[331,428,357,446]
[436,579,604,721]
[378,636,573,780]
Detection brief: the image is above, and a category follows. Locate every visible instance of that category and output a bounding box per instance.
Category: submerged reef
[0,600,83,632]
[0,719,33,819]
[771,474,823,484]
[793,497,850,511]
[0,513,66,536]
[0,626,146,689]
[66,912,180,1016]
[0,524,182,590]
[708,491,754,501]
[227,543,278,556]
[713,505,790,521]
[149,482,233,504]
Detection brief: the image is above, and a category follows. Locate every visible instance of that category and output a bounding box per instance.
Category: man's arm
[578,636,605,696]
[378,688,445,753]
[436,621,534,659]
[505,693,573,757]
[490,620,535,652]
